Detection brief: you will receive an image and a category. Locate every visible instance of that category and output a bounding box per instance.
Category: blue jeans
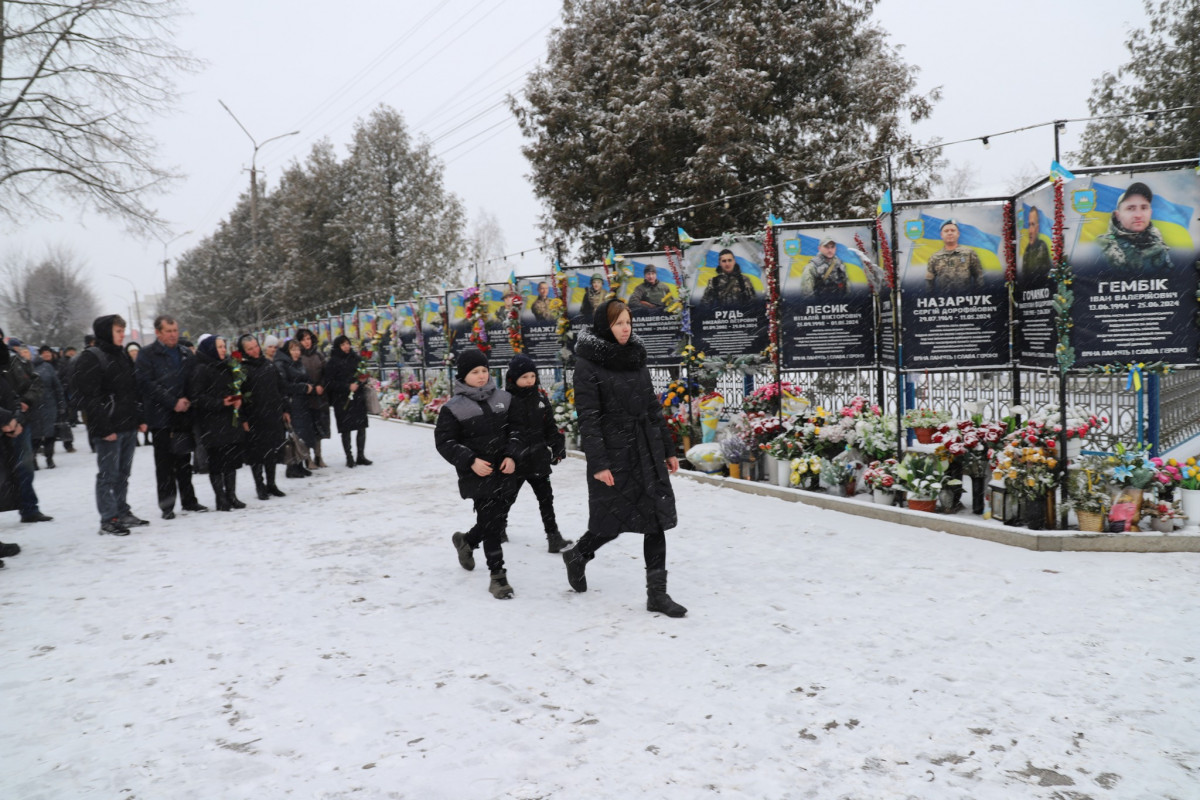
[95,431,137,522]
[12,427,40,516]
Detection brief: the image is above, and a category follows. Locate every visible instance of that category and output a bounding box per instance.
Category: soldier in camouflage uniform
[701,249,757,305]
[530,282,553,321]
[627,265,672,310]
[1094,182,1172,272]
[579,275,606,320]
[800,237,848,296]
[925,220,982,294]
[1021,207,1052,284]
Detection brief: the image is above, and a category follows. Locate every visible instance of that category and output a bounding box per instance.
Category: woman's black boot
[251,464,269,500]
[265,462,286,497]
[210,473,231,511]
[226,471,247,509]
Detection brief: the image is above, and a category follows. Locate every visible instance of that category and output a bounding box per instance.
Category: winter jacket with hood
[30,358,64,440]
[71,316,143,438]
[324,336,369,433]
[273,343,316,447]
[573,301,677,536]
[504,354,564,479]
[435,376,521,500]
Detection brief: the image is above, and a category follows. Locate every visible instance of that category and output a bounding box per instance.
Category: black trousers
[152,429,198,512]
[464,492,517,572]
[575,527,666,573]
[516,473,559,535]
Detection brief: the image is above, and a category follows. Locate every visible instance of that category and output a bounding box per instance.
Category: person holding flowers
[187,336,247,512]
[324,335,372,468]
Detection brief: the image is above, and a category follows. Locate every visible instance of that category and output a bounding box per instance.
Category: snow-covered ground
[3,421,1198,799]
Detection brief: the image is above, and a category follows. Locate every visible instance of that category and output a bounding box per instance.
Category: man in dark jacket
[0,332,51,522]
[72,315,149,535]
[136,315,206,519]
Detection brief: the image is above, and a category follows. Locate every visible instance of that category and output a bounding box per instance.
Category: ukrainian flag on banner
[346,310,360,341]
[378,304,395,332]
[448,292,467,324]
[1019,203,1055,255]
[909,214,1003,273]
[423,296,442,327]
[628,261,676,286]
[1077,180,1196,249]
[701,249,766,292]
[785,235,868,284]
[393,303,413,333]
[360,308,377,340]
[332,315,346,340]
[570,270,606,306]
[318,318,331,345]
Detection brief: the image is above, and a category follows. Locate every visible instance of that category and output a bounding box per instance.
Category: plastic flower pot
[728,462,741,480]
[907,497,937,513]
[912,427,935,444]
[1151,517,1174,533]
[873,488,894,505]
[1180,488,1200,527]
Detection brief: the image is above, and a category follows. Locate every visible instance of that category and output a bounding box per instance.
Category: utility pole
[218,100,299,328]
[160,230,193,312]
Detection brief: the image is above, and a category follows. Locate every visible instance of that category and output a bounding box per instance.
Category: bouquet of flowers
[789,454,822,488]
[851,412,898,461]
[228,355,246,427]
[719,434,749,465]
[818,453,860,494]
[1181,457,1200,490]
[1149,456,1183,498]
[1104,442,1157,490]
[741,380,803,416]
[902,408,951,429]
[742,412,784,451]
[1067,455,1111,514]
[991,442,1058,500]
[1141,500,1183,521]
[347,350,373,409]
[550,381,579,441]
[863,459,900,491]
[932,419,1008,477]
[1028,405,1108,439]
[897,452,960,500]
[765,426,806,461]
[422,395,448,423]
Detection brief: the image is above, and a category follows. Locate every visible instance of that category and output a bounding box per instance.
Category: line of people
[0,315,376,557]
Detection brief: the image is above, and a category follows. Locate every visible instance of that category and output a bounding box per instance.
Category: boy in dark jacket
[72,315,150,535]
[434,348,521,599]
[504,354,570,553]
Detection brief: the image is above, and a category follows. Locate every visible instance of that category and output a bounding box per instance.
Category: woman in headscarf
[186,336,246,511]
[236,334,289,500]
[560,299,686,617]
[324,335,370,468]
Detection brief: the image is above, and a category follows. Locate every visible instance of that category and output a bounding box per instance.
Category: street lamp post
[218,100,299,329]
[110,274,143,342]
[160,230,193,312]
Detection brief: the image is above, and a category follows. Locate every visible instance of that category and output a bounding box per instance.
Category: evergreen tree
[1073,0,1200,166]
[511,0,941,257]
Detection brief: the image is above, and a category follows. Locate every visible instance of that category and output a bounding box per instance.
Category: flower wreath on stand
[462,286,490,355]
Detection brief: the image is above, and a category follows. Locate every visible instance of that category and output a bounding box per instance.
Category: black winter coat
[30,359,64,440]
[0,349,42,427]
[273,349,316,448]
[434,379,521,500]
[135,339,197,431]
[504,383,565,479]
[72,318,143,439]
[573,330,677,536]
[325,348,369,433]
[186,352,245,451]
[240,354,289,463]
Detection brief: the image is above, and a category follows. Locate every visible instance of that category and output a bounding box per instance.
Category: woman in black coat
[296,329,330,468]
[274,339,315,479]
[324,335,370,468]
[187,336,246,511]
[236,335,289,500]
[562,300,686,617]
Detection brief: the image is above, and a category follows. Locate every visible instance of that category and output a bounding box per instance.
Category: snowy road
[3,421,1198,799]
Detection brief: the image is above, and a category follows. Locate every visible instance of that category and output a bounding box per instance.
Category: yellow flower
[1189,457,1197,466]
[813,427,822,435]
[992,470,1003,481]
[1025,477,1036,487]
[1046,458,1057,469]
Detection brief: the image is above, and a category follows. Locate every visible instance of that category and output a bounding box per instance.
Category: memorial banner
[421,295,447,368]
[896,204,1009,368]
[1015,188,1057,367]
[1062,168,1200,367]
[685,236,769,358]
[391,302,421,367]
[518,275,561,367]
[317,318,331,345]
[483,282,517,364]
[616,252,685,365]
[446,289,471,361]
[563,265,609,328]
[777,224,877,368]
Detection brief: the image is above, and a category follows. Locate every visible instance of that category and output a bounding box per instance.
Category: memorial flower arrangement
[901,408,951,429]
[896,452,959,500]
[346,348,374,409]
[1180,457,1200,491]
[1150,456,1183,496]
[462,286,489,354]
[789,454,822,487]
[741,380,803,416]
[1028,405,1108,440]
[550,381,578,441]
[818,454,860,493]
[863,459,900,491]
[1103,442,1156,490]
[991,442,1058,500]
[1067,457,1111,515]
[932,419,1008,477]
[765,425,806,461]
[505,290,525,353]
[851,411,899,461]
[719,433,750,465]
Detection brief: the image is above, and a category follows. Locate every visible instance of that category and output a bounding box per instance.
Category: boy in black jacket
[504,354,570,553]
[435,349,522,599]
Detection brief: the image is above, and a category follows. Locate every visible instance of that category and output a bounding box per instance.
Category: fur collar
[575,329,647,372]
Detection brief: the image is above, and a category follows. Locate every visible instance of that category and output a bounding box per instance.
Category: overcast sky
[5,0,1146,337]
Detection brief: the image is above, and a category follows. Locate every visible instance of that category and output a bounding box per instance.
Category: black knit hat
[456,348,490,381]
[505,353,537,388]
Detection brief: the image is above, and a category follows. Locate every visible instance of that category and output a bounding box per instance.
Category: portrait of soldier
[530,282,553,321]
[579,274,606,319]
[925,219,982,294]
[1021,206,1052,284]
[627,265,673,310]
[799,237,848,296]
[1094,181,1171,271]
[701,249,757,305]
